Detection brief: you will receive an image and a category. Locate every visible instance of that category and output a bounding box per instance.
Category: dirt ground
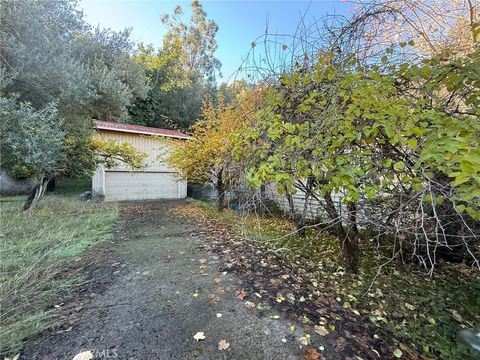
[21,201,325,360]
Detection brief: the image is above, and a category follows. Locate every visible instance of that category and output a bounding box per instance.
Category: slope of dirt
[21,201,325,360]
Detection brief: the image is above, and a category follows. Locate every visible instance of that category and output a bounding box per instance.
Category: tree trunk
[323,192,347,238]
[322,193,360,272]
[343,233,360,272]
[216,172,225,212]
[23,175,51,211]
[344,201,360,272]
[284,186,295,219]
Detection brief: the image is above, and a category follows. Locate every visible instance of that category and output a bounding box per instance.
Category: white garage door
[104,171,180,201]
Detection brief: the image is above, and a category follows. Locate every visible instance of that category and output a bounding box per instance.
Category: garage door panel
[104,171,180,201]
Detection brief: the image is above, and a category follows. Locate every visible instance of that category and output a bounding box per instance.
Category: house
[92,120,189,201]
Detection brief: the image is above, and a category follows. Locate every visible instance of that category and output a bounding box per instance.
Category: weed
[0,194,118,355]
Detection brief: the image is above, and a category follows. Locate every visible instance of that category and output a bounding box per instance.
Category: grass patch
[0,194,118,356]
[187,199,480,359]
[52,177,91,196]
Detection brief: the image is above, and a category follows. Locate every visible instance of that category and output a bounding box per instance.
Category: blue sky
[80,0,350,81]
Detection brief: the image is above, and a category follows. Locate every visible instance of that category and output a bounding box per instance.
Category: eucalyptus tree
[161,0,221,82]
[129,0,222,130]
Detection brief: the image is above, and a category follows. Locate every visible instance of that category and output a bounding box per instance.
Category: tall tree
[0,0,150,209]
[129,0,222,130]
[129,41,196,129]
[161,0,221,82]
[1,0,149,122]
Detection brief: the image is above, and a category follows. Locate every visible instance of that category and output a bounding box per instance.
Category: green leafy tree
[129,0,221,130]
[161,0,221,82]
[236,47,480,272]
[0,99,66,210]
[0,0,150,209]
[1,0,149,122]
[129,41,196,129]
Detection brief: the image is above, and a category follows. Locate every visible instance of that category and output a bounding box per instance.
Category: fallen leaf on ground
[393,348,403,358]
[298,334,311,346]
[216,313,222,317]
[72,351,93,360]
[304,348,321,360]
[235,289,246,300]
[193,331,206,341]
[218,339,230,350]
[208,293,219,303]
[450,309,463,322]
[244,301,255,308]
[314,325,329,336]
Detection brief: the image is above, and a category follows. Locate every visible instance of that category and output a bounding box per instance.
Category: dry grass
[0,194,118,356]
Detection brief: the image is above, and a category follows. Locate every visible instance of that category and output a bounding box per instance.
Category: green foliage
[235,47,480,270]
[1,0,148,122]
[134,41,191,92]
[90,136,147,169]
[1,0,151,208]
[129,0,221,130]
[0,99,66,180]
[161,0,221,82]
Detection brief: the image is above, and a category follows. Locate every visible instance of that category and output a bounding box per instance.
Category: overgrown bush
[234,48,479,273]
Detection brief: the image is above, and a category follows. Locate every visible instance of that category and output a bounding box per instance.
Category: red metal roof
[95,120,190,139]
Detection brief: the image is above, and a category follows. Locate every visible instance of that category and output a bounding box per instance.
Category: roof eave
[95,125,191,140]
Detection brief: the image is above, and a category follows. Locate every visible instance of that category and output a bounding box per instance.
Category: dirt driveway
[22,201,317,360]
